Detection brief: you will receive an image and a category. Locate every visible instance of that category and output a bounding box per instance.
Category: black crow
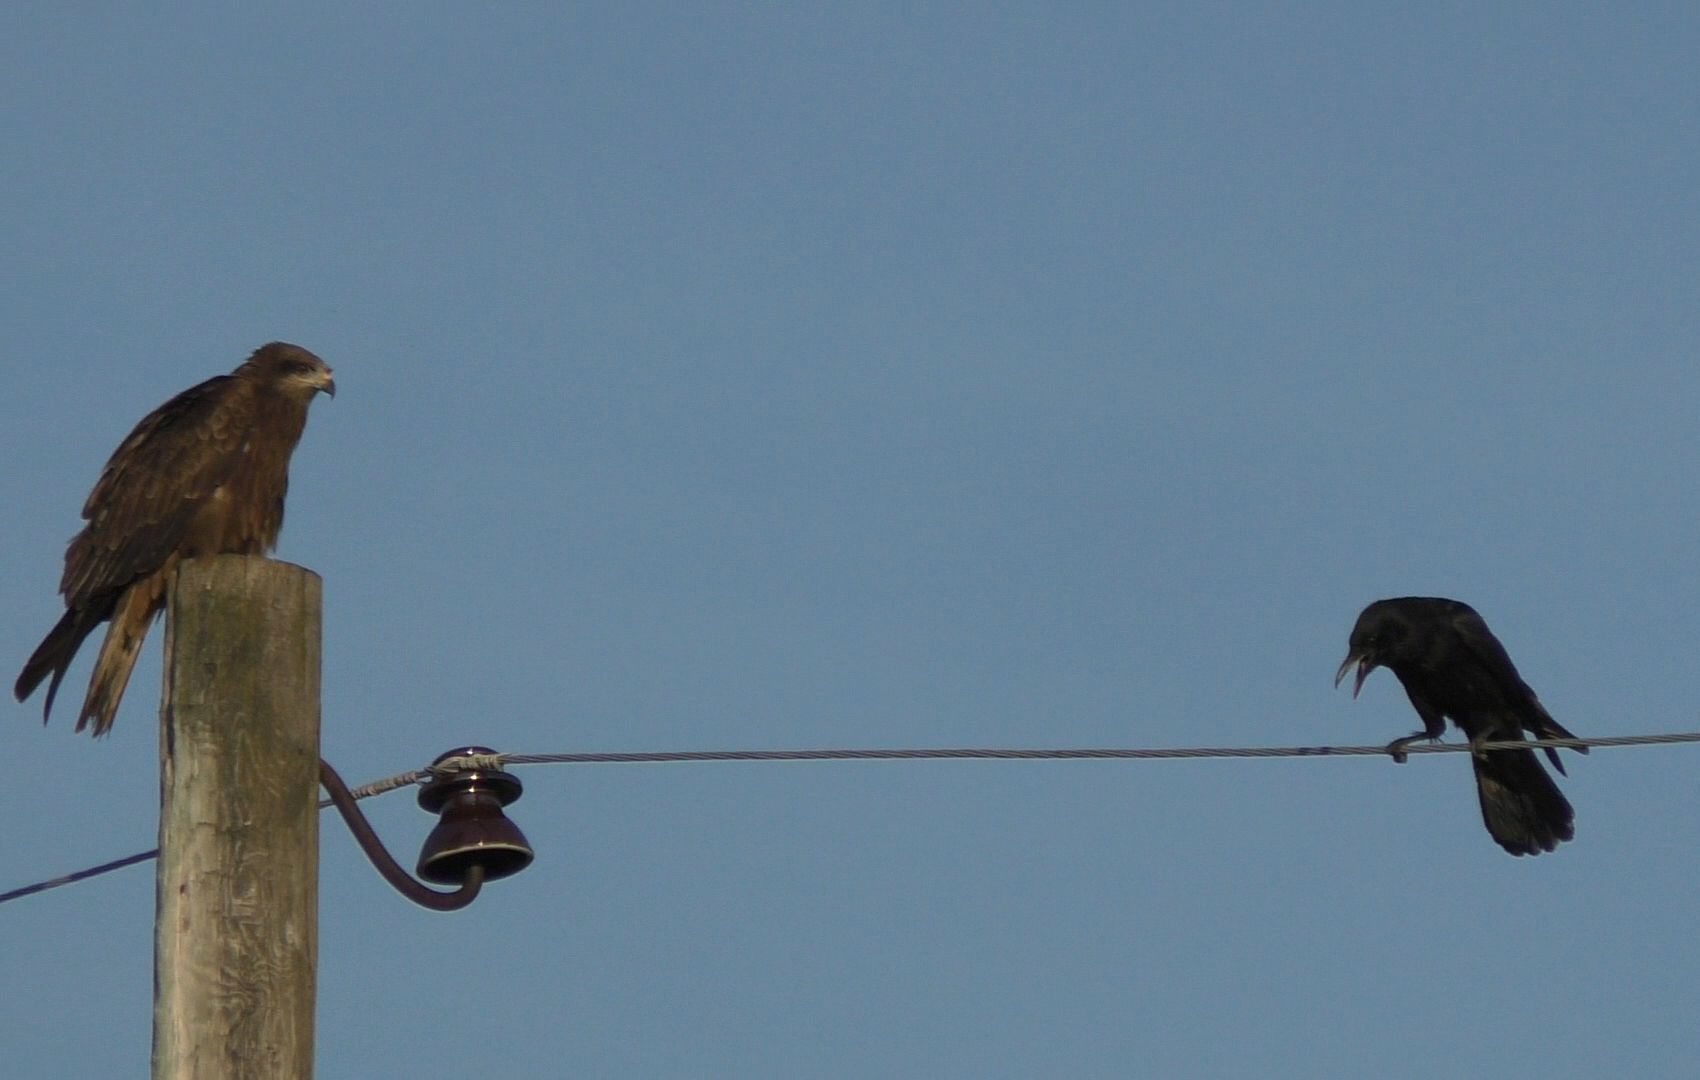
[1335,597,1584,856]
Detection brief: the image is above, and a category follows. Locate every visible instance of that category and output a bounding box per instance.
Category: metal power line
[4,729,1697,908]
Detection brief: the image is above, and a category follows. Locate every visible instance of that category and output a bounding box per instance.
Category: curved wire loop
[319,758,485,911]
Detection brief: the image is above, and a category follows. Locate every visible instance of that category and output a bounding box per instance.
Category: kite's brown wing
[60,375,255,608]
[17,375,258,732]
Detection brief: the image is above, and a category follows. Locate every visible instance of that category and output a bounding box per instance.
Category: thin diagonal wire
[0,849,160,906]
[0,786,420,906]
[6,729,1699,908]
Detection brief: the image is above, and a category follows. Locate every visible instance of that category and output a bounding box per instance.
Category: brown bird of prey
[1335,597,1585,856]
[15,343,335,736]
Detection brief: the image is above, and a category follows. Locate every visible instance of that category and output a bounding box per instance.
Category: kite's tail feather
[77,586,160,738]
[14,608,100,723]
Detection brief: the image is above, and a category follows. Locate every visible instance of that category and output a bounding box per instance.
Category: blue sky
[4,5,1700,1077]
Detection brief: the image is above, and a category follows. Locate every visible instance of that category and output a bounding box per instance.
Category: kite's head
[250,341,335,399]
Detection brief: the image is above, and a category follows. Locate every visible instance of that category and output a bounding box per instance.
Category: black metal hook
[321,756,511,911]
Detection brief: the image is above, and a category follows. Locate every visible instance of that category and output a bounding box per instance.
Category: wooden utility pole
[152,555,322,1080]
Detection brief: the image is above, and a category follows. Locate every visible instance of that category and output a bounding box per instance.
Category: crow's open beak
[1334,651,1374,698]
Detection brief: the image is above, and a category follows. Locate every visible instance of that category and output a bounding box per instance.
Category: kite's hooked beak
[1334,649,1375,698]
[319,372,336,399]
